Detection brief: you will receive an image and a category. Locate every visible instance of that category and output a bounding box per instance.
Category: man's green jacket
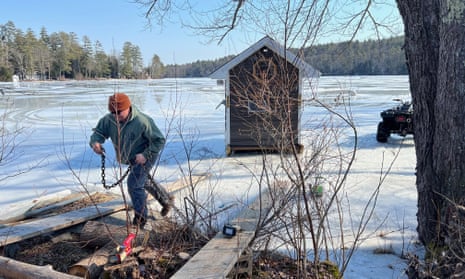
[90,105,165,164]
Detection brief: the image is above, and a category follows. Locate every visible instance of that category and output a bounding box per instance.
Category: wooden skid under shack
[227,144,304,156]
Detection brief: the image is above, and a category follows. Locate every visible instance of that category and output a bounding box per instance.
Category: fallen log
[0,256,81,279]
[68,240,115,279]
[70,221,146,279]
[79,220,129,248]
[68,220,130,279]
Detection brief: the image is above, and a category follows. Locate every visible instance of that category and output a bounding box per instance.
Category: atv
[376,98,414,143]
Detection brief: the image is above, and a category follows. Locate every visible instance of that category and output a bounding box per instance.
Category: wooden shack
[210,36,320,156]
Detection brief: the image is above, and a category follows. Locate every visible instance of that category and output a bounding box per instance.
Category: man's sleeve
[144,119,166,161]
[89,118,108,147]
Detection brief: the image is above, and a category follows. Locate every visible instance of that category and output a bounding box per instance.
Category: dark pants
[127,160,171,220]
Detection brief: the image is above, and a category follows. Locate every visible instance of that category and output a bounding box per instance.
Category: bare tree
[136,1,406,277]
[225,47,385,277]
[138,1,465,252]
[394,1,465,277]
[0,99,34,183]
[136,0,400,47]
[397,0,465,246]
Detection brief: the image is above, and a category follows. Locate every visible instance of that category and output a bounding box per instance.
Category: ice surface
[0,76,418,278]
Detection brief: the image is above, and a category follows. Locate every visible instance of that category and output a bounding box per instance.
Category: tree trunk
[79,220,128,248]
[397,0,465,245]
[68,221,133,278]
[68,240,115,279]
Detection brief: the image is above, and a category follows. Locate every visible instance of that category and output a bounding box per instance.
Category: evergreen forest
[0,20,406,82]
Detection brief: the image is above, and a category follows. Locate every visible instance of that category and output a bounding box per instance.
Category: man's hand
[135,153,147,165]
[92,142,104,154]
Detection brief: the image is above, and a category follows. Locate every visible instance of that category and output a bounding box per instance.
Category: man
[90,93,173,229]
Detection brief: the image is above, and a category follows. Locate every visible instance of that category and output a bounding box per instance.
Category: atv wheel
[376,122,389,143]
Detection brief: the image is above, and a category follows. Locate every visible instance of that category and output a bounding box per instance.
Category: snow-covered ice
[0,76,419,278]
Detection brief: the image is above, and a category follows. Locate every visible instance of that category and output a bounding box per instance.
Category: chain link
[100,147,131,189]
[99,148,169,205]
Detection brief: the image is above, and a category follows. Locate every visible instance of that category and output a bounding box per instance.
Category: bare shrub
[222,51,404,278]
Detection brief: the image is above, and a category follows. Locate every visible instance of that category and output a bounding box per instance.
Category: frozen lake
[0,75,411,207]
[0,75,417,278]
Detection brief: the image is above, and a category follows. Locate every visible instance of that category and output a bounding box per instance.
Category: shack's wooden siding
[228,46,300,150]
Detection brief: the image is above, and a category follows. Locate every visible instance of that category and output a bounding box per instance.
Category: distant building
[210,36,320,156]
[12,75,19,88]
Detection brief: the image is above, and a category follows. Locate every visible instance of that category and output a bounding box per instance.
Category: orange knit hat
[108,93,131,113]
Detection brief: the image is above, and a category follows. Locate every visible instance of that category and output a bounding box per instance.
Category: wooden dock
[171,190,273,279]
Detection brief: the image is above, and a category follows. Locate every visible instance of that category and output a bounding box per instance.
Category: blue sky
[2,0,403,65]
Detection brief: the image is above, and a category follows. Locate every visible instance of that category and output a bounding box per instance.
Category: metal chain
[99,148,170,205]
[100,148,131,189]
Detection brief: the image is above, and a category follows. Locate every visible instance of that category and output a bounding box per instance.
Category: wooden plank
[0,199,126,247]
[0,193,105,225]
[171,189,272,279]
[0,190,79,225]
[172,231,255,279]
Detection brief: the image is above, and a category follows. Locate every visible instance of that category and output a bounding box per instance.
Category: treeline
[163,55,235,78]
[0,20,406,81]
[0,21,164,81]
[165,36,407,77]
[303,36,407,75]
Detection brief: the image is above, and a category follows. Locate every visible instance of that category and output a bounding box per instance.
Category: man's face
[113,108,130,122]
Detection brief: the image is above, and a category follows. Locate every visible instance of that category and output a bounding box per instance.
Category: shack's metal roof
[209,36,320,79]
